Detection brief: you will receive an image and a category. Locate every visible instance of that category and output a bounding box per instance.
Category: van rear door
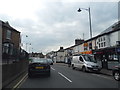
[78,56,84,69]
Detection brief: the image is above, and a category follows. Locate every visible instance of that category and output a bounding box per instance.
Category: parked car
[28,58,51,77]
[112,64,120,81]
[47,59,54,65]
[71,54,101,72]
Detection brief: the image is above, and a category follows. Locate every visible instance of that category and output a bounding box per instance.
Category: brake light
[115,66,119,68]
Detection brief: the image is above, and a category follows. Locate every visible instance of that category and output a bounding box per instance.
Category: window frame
[6,30,12,40]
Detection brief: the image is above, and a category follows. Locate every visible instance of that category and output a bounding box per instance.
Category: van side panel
[72,56,79,68]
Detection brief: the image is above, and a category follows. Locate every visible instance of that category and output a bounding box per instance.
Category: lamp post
[77,7,92,39]
[25,35,28,52]
[20,34,28,51]
[29,43,31,53]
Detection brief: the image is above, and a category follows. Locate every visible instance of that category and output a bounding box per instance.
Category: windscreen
[83,55,97,63]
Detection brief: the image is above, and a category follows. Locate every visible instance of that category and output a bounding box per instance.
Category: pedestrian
[68,57,71,67]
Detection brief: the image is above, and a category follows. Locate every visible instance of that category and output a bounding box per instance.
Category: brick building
[1,20,27,64]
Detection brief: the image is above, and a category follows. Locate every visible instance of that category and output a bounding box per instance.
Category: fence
[2,46,29,88]
[2,45,29,64]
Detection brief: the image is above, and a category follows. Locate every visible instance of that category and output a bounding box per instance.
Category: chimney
[75,39,84,45]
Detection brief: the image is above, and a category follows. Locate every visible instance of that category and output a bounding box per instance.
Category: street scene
[19,63,118,88]
[0,0,120,89]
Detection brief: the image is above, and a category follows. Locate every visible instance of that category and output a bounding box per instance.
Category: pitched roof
[1,20,20,33]
[100,21,119,35]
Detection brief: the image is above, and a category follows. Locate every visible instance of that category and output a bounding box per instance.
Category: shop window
[108,54,118,61]
[116,41,120,46]
[113,54,118,60]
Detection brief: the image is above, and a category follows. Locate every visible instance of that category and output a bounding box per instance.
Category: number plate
[35,67,44,69]
[93,69,98,70]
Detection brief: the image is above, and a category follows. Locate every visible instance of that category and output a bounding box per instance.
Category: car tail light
[115,66,119,68]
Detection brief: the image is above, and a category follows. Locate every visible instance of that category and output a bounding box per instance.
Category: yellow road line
[12,73,28,89]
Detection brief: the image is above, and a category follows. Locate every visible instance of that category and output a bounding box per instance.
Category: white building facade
[72,21,120,69]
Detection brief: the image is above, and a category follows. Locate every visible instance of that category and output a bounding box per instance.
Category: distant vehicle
[112,64,120,81]
[71,54,101,72]
[47,59,54,65]
[28,58,51,77]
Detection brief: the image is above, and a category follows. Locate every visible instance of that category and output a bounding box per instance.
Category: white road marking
[12,73,28,89]
[92,74,113,80]
[51,67,55,71]
[58,72,72,83]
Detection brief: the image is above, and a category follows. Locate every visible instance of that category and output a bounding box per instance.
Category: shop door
[102,58,108,69]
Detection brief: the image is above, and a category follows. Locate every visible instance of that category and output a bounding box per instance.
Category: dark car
[112,64,120,81]
[28,58,51,77]
[47,59,54,65]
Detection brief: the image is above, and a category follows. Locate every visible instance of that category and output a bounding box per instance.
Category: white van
[71,54,101,72]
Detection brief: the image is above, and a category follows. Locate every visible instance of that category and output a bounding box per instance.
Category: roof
[84,20,120,43]
[100,21,119,35]
[1,20,20,33]
[64,20,120,49]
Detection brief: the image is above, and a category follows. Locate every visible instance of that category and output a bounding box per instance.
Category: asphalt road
[19,63,119,88]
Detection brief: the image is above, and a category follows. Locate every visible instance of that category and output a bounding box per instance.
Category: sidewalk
[100,69,113,76]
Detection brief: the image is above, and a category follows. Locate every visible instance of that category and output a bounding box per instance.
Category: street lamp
[77,7,92,39]
[25,35,28,52]
[29,43,31,53]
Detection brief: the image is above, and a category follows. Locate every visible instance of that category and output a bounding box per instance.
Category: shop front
[80,50,92,54]
[93,46,120,69]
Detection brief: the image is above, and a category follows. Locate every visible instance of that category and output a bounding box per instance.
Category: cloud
[0,1,118,54]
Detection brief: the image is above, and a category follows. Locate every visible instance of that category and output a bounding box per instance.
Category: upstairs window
[101,43,103,47]
[6,30,12,40]
[98,38,100,42]
[104,42,106,47]
[101,38,102,42]
[103,37,105,41]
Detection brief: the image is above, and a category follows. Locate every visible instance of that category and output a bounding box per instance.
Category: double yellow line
[12,73,28,89]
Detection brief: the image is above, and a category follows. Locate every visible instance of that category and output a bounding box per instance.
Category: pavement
[100,69,113,76]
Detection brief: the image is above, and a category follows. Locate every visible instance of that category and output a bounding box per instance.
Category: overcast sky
[0,0,119,54]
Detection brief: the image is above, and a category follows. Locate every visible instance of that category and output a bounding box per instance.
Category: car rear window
[32,59,48,64]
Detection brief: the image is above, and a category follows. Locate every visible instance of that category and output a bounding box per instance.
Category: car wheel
[114,71,120,81]
[82,66,86,72]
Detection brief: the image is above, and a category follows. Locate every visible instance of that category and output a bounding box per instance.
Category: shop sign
[80,51,92,54]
